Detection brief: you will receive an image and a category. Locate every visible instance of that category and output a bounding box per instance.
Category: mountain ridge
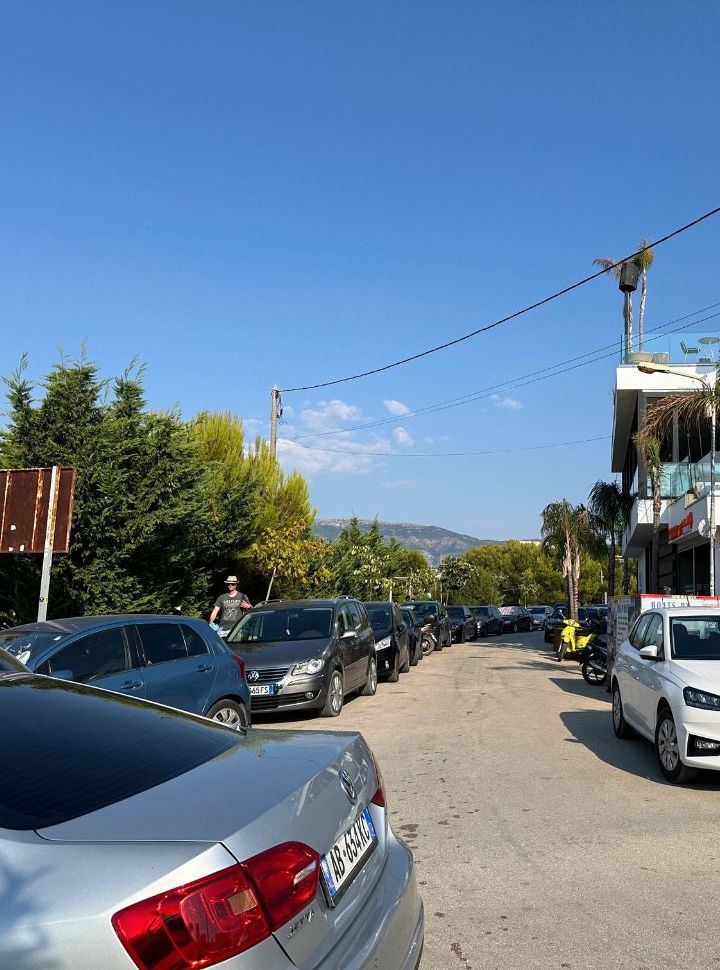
[313,518,502,566]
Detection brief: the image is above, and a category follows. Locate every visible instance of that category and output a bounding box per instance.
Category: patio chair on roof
[680,339,699,362]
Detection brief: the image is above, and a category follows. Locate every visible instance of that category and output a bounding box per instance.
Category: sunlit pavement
[257,631,720,969]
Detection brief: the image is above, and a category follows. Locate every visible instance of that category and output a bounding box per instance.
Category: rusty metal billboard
[0,467,76,554]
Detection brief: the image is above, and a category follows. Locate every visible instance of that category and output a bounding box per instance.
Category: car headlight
[292,658,325,676]
[375,636,392,650]
[684,686,720,711]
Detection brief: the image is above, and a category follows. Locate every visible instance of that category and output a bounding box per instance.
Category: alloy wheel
[213,706,244,729]
[330,672,343,714]
[657,717,680,772]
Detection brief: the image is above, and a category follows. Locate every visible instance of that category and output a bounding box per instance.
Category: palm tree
[633,432,663,593]
[594,256,633,356]
[634,240,655,353]
[588,480,629,599]
[541,500,593,619]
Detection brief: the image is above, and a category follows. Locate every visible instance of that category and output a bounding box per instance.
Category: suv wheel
[387,649,400,682]
[207,699,249,730]
[421,633,435,657]
[656,709,698,784]
[360,656,377,696]
[321,669,344,717]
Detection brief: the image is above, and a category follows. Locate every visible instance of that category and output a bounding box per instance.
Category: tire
[459,629,466,644]
[656,709,699,784]
[410,639,421,666]
[206,699,249,730]
[544,631,551,644]
[581,657,607,686]
[400,645,411,674]
[360,656,378,696]
[321,669,344,717]
[611,684,635,739]
[512,622,518,634]
[434,635,444,652]
[386,649,400,682]
[421,633,435,657]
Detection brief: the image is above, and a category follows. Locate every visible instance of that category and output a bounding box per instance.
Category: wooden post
[37,465,60,621]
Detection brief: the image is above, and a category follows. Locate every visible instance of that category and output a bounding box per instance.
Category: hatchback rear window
[0,678,240,830]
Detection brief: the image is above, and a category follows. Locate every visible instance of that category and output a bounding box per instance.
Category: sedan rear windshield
[367,607,392,631]
[671,616,720,659]
[229,607,333,643]
[529,607,548,615]
[405,603,438,618]
[0,630,66,666]
[447,608,465,619]
[0,678,240,830]
[472,607,489,616]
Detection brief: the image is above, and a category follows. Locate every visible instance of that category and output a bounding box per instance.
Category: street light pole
[637,362,716,596]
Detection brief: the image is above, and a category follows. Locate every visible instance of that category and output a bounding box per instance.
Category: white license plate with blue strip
[249,684,275,696]
[320,807,377,906]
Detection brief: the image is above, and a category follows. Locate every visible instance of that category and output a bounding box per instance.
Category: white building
[612,337,720,595]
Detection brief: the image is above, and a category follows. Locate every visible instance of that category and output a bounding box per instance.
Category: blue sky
[2,2,719,538]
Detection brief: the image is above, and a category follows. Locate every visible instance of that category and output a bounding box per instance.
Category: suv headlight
[684,686,720,711]
[375,636,391,650]
[292,659,325,676]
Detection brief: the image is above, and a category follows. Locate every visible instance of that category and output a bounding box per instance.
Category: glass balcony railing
[634,457,719,501]
[621,331,720,366]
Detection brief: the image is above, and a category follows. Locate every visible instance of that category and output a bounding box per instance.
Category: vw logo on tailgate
[247,669,260,682]
[339,769,357,804]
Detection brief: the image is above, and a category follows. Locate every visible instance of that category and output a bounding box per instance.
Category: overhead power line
[280,434,610,458]
[286,302,720,441]
[280,204,720,393]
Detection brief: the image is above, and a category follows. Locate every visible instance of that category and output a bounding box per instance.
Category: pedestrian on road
[210,576,252,632]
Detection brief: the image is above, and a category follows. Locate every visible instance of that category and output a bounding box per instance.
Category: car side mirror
[52,668,75,681]
[639,644,659,660]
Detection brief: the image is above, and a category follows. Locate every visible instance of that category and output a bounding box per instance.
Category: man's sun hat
[224,575,239,584]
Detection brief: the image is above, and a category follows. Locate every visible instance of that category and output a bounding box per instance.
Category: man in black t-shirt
[210,576,252,631]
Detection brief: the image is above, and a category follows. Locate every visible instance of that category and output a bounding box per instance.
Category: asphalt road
[256,631,720,969]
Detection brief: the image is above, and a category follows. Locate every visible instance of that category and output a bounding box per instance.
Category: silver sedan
[0,672,424,969]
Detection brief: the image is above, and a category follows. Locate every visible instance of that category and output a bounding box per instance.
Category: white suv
[612,607,720,783]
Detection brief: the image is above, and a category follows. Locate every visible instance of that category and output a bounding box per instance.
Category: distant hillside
[314,519,502,566]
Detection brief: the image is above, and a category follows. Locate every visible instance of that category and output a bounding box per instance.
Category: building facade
[612,339,720,595]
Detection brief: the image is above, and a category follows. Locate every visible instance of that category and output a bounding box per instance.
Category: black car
[500,606,533,633]
[364,601,411,681]
[402,600,452,650]
[447,606,477,643]
[470,605,504,637]
[228,597,376,716]
[543,606,598,643]
[400,607,425,665]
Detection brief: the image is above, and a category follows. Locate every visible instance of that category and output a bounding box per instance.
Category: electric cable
[279,434,610,459]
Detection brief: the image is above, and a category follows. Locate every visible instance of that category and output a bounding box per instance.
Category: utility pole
[270,385,281,458]
[37,465,60,622]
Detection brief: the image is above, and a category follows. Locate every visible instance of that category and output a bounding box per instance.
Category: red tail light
[370,751,387,808]
[112,842,319,970]
[230,653,245,679]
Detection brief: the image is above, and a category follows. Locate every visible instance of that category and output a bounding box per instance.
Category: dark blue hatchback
[0,615,251,728]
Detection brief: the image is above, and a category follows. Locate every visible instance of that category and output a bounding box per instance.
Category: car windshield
[228,607,333,643]
[529,607,547,615]
[0,630,66,665]
[405,603,437,618]
[671,616,720,659]
[447,608,465,619]
[367,607,392,631]
[472,607,489,616]
[401,610,415,624]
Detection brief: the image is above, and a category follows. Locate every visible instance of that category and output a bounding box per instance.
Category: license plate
[249,684,275,696]
[320,808,377,907]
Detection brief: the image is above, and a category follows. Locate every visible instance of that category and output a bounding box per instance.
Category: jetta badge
[247,669,260,682]
[340,769,357,804]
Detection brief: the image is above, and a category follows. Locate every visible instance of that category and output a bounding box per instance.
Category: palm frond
[643,388,715,439]
[593,256,622,281]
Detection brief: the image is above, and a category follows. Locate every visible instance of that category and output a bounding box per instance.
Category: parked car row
[0,609,424,968]
[543,604,608,643]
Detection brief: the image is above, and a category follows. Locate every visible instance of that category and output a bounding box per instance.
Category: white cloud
[383,479,417,489]
[393,426,414,447]
[277,436,392,474]
[490,393,523,411]
[300,398,363,432]
[383,399,411,417]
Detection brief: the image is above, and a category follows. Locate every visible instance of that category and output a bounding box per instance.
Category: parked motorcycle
[580,640,608,686]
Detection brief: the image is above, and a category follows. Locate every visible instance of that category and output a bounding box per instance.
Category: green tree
[541,501,594,619]
[438,555,475,603]
[588,480,632,600]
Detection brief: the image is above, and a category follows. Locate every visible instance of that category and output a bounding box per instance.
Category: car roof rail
[255,598,281,607]
[335,594,354,600]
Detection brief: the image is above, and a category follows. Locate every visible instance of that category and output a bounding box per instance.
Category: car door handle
[122,680,143,690]
[195,664,213,673]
